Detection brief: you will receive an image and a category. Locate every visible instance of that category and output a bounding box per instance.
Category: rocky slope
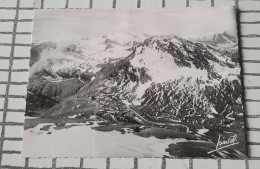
[192,31,238,51]
[25,32,247,157]
[27,33,244,132]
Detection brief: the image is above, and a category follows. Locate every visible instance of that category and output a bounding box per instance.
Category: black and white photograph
[22,7,247,158]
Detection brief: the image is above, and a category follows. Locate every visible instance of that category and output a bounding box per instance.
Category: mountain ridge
[27,33,243,134]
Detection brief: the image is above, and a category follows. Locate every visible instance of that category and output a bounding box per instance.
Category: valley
[23,32,246,158]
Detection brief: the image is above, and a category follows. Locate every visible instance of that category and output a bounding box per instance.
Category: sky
[33,7,237,42]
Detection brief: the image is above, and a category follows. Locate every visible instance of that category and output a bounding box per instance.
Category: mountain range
[26,32,244,133]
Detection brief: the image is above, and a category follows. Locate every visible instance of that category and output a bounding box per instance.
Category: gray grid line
[211,0,214,7]
[0,43,33,46]
[0,19,33,22]
[218,158,221,169]
[137,0,140,8]
[241,34,260,38]
[2,150,21,154]
[0,8,257,13]
[248,142,260,145]
[245,158,249,169]
[25,157,29,168]
[0,0,20,168]
[240,10,260,13]
[0,56,31,59]
[3,138,23,141]
[244,115,260,119]
[89,0,92,9]
[162,0,165,8]
[243,73,260,76]
[248,157,260,160]
[246,115,260,118]
[0,122,24,126]
[41,0,44,9]
[65,0,69,8]
[161,158,166,169]
[0,82,28,85]
[245,99,260,102]
[246,158,260,160]
[106,158,110,169]
[0,7,34,10]
[79,158,83,169]
[0,109,25,112]
[0,95,26,98]
[243,61,260,63]
[235,0,239,9]
[240,86,259,90]
[52,158,56,169]
[0,69,29,72]
[247,128,260,131]
[1,166,26,169]
[241,21,260,24]
[242,47,260,50]
[134,158,138,169]
[0,167,122,169]
[113,0,116,8]
[4,0,242,10]
[2,4,260,12]
[189,158,193,169]
[0,32,32,35]
[0,8,255,13]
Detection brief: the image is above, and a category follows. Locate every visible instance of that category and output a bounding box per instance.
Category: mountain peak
[213,31,237,44]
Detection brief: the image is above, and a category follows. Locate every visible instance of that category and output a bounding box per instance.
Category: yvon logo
[208,134,239,154]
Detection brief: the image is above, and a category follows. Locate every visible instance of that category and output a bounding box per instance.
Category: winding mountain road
[125,105,190,133]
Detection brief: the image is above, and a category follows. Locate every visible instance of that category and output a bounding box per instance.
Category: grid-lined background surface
[0,0,260,168]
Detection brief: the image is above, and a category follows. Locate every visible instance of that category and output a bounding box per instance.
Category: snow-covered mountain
[191,31,238,50]
[26,33,146,114]
[27,33,243,132]
[84,35,242,128]
[29,33,146,78]
[29,32,238,80]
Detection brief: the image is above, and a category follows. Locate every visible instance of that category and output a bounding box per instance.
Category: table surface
[0,0,260,169]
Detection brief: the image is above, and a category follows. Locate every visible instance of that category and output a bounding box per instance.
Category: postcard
[22,7,247,158]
